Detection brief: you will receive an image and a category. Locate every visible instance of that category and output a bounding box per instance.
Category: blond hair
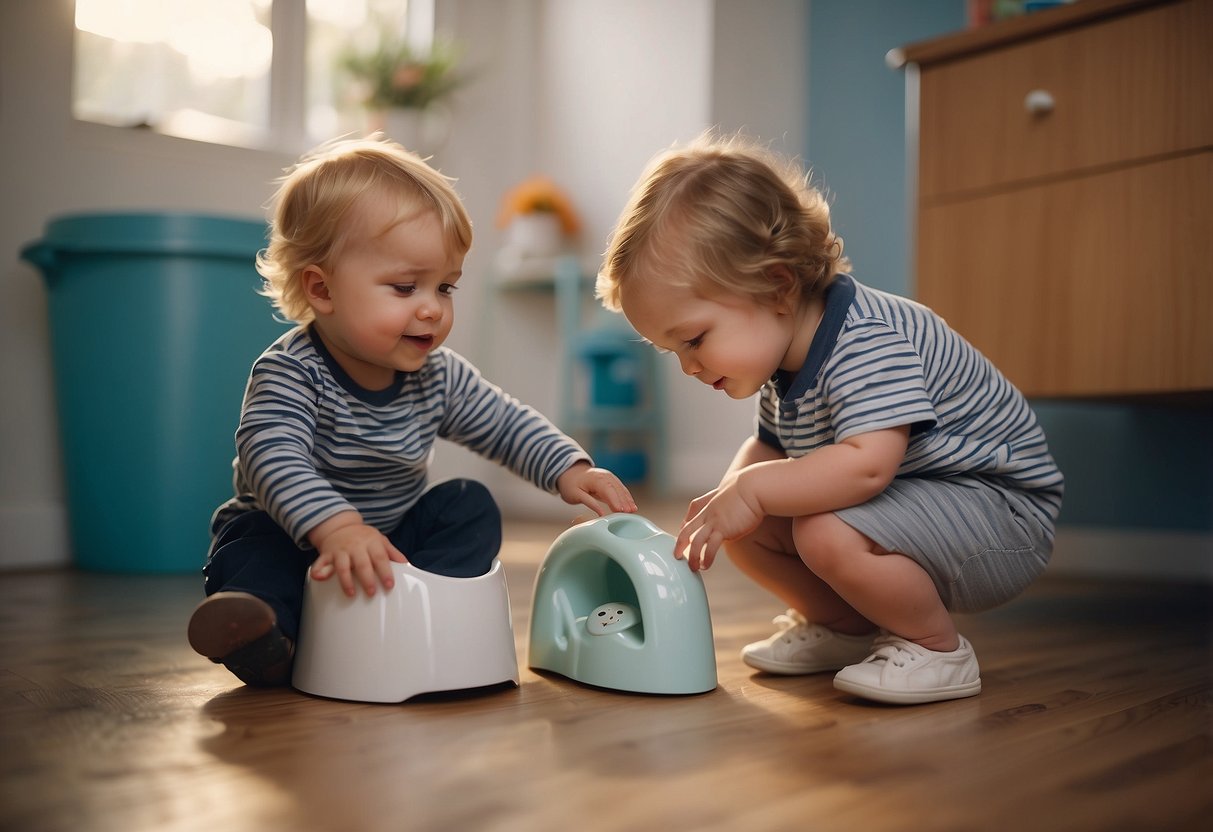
[597,132,849,311]
[257,136,473,324]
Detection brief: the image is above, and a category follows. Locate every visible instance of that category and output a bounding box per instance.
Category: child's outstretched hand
[675,473,763,572]
[557,462,637,517]
[308,513,408,598]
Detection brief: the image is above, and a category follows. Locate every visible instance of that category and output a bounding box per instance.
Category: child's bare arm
[747,426,909,518]
[307,511,408,598]
[676,426,910,571]
[719,436,787,483]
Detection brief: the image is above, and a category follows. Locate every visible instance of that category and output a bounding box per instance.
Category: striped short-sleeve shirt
[757,275,1063,530]
[212,326,589,546]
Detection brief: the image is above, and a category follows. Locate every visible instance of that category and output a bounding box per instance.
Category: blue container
[591,442,648,485]
[576,332,641,408]
[21,213,286,573]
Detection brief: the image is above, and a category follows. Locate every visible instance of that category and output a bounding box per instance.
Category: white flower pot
[507,213,563,257]
[374,107,450,157]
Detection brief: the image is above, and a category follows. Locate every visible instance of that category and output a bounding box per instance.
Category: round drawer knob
[1024,89,1055,116]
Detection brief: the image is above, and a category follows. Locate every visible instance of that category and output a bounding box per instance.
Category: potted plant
[341,36,466,154]
[496,176,582,258]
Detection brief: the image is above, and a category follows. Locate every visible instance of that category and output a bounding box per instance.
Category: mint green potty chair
[527,513,717,695]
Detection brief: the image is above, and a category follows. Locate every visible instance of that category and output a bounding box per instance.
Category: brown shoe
[188,592,294,687]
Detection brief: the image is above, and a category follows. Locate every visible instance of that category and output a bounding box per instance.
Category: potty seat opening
[560,551,646,647]
[605,515,653,540]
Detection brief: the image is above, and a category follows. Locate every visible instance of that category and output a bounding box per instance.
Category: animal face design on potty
[587,602,639,635]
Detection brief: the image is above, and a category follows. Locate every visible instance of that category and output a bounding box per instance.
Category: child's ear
[302,266,333,314]
[767,265,799,313]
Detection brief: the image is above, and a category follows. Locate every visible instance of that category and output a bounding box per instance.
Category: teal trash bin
[21,213,287,573]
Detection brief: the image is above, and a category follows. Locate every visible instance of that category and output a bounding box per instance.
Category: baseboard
[1049,525,1213,583]
[0,502,70,570]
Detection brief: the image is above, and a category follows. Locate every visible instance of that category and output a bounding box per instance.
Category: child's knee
[458,478,499,517]
[792,513,867,577]
[430,478,501,524]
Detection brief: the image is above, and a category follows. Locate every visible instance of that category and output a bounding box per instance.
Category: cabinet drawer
[916,153,1213,397]
[918,0,1213,200]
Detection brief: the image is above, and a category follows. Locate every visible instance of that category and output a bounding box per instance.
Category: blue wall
[805,0,1213,533]
[807,0,961,296]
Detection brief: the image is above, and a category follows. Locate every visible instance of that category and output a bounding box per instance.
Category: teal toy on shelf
[527,513,717,695]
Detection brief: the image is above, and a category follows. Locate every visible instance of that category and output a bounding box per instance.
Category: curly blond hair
[597,131,849,312]
[257,136,473,324]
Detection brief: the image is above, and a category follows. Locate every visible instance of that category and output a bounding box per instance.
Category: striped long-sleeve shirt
[211,326,589,546]
[757,275,1063,531]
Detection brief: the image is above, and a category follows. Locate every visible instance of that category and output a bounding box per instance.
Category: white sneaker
[833,634,982,704]
[740,609,876,675]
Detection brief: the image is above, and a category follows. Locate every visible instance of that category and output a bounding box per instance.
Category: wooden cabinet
[902,0,1213,398]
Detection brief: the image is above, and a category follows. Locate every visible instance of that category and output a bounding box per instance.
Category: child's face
[307,199,464,390]
[620,274,803,399]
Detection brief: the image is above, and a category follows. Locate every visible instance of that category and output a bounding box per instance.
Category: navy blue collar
[307,324,406,406]
[772,274,855,401]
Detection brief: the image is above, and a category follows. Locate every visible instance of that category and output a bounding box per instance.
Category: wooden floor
[1,511,1210,832]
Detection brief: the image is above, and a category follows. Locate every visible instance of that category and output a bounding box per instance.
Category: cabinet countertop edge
[894,0,1172,68]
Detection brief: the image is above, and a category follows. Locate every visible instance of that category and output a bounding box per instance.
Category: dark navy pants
[203,479,502,641]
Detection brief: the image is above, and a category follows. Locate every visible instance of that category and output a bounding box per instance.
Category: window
[72,0,432,150]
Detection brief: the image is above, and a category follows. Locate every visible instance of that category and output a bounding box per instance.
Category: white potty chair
[292,559,519,703]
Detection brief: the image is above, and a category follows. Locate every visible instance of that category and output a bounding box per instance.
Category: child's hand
[309,517,408,598]
[676,473,764,571]
[557,462,638,517]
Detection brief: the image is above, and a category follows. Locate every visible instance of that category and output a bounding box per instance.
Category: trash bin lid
[31,212,267,259]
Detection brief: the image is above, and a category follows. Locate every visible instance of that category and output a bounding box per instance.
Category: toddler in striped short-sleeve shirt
[596,131,1062,705]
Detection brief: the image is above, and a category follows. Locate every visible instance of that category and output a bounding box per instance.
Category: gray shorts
[835,476,1054,614]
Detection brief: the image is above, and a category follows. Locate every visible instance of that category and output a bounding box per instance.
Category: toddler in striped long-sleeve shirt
[596,132,1062,705]
[188,137,635,687]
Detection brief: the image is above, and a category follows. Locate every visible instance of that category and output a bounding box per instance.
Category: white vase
[507,213,563,258]
[374,107,450,157]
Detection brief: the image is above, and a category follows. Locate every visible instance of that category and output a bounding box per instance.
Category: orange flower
[496,176,581,236]
[391,64,427,93]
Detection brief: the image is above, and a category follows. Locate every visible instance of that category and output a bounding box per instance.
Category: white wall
[472,0,725,517]
[0,0,809,568]
[476,0,810,515]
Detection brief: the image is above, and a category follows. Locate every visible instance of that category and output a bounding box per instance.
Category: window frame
[70,0,436,155]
